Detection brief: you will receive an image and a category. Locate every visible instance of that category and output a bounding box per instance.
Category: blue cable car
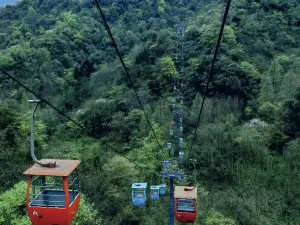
[150,185,160,200]
[179,137,183,145]
[167,143,172,150]
[170,130,174,136]
[180,118,183,123]
[178,26,183,35]
[159,184,166,195]
[180,127,183,133]
[179,152,184,161]
[132,183,147,206]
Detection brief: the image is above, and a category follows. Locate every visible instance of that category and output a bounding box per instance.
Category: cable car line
[93,0,165,154]
[0,68,143,169]
[2,0,231,223]
[187,0,232,159]
[179,25,185,160]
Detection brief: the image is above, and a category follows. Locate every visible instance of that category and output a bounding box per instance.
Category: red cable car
[174,186,197,223]
[24,159,81,225]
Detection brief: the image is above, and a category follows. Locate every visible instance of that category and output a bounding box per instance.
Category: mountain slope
[1,0,300,224]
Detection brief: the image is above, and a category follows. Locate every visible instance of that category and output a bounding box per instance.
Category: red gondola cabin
[24,159,81,225]
[174,186,197,223]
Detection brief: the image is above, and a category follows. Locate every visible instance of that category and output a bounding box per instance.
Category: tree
[283,88,300,138]
[279,71,300,101]
[258,101,278,123]
[0,53,14,68]
[159,56,177,79]
[259,76,275,104]
[205,210,236,225]
[268,60,284,95]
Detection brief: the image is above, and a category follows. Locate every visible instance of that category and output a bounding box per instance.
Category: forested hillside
[1,0,300,224]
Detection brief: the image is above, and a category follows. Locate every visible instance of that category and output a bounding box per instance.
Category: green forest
[1,0,300,224]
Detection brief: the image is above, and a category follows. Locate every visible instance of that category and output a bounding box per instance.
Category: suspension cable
[187,0,232,159]
[93,0,165,154]
[0,68,143,169]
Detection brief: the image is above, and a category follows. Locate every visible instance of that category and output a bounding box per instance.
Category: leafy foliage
[1,0,300,224]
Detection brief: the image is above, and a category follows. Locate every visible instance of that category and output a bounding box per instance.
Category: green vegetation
[1,0,300,224]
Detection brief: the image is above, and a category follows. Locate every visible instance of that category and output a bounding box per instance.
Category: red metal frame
[26,176,80,225]
[174,198,197,223]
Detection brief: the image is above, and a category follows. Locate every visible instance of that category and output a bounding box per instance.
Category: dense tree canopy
[1,0,300,224]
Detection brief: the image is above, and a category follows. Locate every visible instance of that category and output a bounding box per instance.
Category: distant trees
[283,88,300,138]
[1,0,300,224]
[0,107,29,192]
[159,56,177,79]
[205,210,236,225]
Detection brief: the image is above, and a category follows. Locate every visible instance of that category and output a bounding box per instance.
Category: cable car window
[176,199,195,213]
[29,172,80,208]
[133,189,145,198]
[29,176,66,208]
